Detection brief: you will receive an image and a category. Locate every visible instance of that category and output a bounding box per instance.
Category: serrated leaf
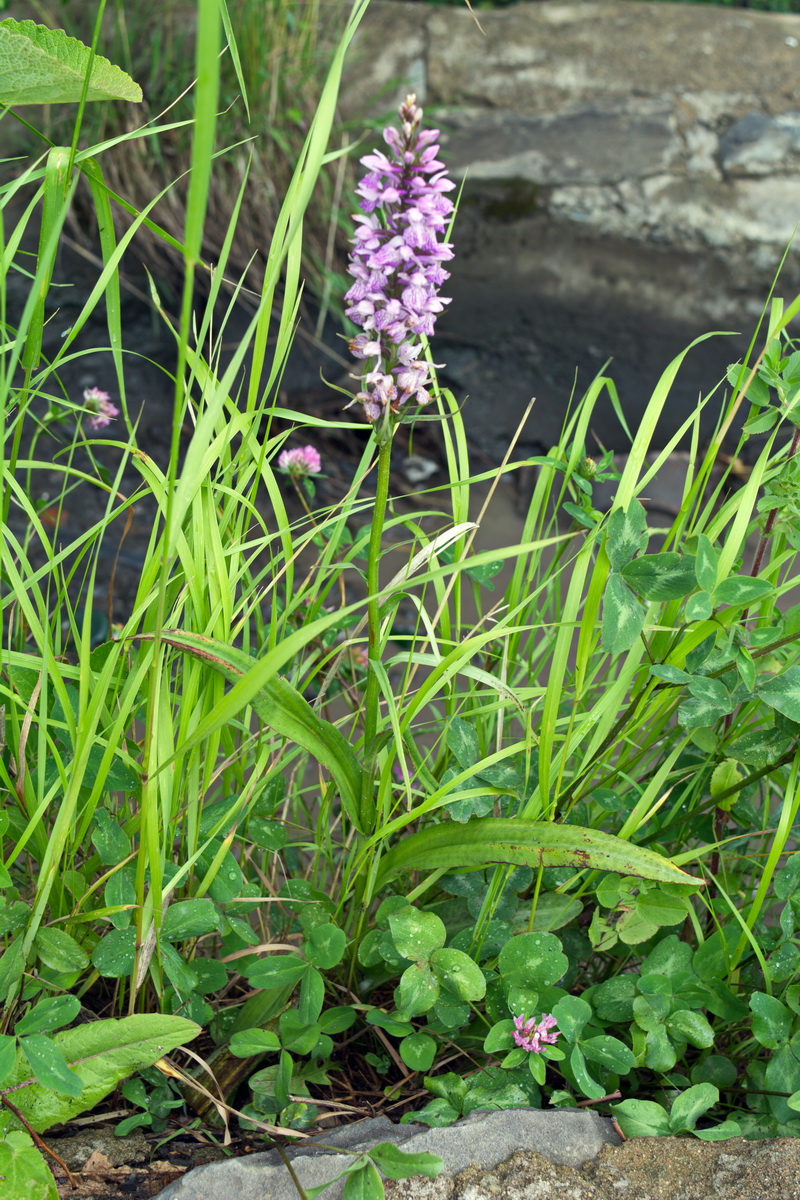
[0,19,143,105]
[0,1016,200,1135]
[0,1130,58,1200]
[602,574,645,655]
[622,553,697,600]
[606,502,649,570]
[375,818,702,891]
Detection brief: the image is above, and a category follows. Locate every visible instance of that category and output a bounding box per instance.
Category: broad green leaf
[318,1007,356,1035]
[0,1130,58,1200]
[602,574,645,655]
[229,1029,281,1057]
[388,909,446,963]
[15,996,81,1036]
[760,667,800,723]
[278,1011,321,1055]
[685,592,712,622]
[581,1035,636,1073]
[635,889,689,927]
[90,808,131,865]
[162,898,218,941]
[678,695,731,731]
[0,900,29,937]
[399,1032,437,1072]
[691,1055,737,1089]
[713,576,773,606]
[446,717,480,770]
[19,1035,82,1098]
[91,928,136,978]
[694,1119,741,1141]
[0,1015,200,1135]
[750,992,792,1048]
[606,502,648,570]
[622,553,697,600]
[669,1083,719,1133]
[592,976,636,1022]
[552,995,592,1041]
[0,940,25,1005]
[694,535,718,593]
[429,947,486,1001]
[667,1009,715,1049]
[305,923,346,970]
[138,630,363,831]
[368,1142,442,1180]
[34,928,89,973]
[0,19,143,104]
[728,728,791,770]
[342,1161,383,1200]
[484,1020,515,1053]
[645,1025,677,1072]
[613,1098,671,1137]
[0,1035,17,1086]
[395,963,440,1018]
[569,1043,604,1099]
[374,818,702,890]
[765,1046,800,1123]
[500,932,568,991]
[160,942,198,994]
[246,818,287,851]
[244,955,307,990]
[710,759,744,802]
[298,966,326,1025]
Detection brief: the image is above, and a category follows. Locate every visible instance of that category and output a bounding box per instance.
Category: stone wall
[342,2,800,455]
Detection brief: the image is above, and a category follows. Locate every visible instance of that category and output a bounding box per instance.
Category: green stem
[359,435,393,833]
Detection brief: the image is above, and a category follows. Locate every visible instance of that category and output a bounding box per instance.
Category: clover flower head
[278,445,322,478]
[512,1013,561,1054]
[82,387,119,430]
[345,93,454,429]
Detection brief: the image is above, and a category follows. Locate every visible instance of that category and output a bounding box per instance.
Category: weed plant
[2,2,800,1197]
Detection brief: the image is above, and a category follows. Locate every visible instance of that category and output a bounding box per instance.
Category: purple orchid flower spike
[345,94,454,437]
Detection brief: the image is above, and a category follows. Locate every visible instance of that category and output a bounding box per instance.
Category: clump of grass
[3,5,800,1194]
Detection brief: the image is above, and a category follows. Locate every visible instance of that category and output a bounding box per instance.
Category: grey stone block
[153,1108,620,1200]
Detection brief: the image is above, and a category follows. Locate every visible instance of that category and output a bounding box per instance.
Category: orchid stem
[359,435,393,832]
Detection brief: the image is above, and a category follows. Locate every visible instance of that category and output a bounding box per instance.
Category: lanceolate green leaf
[0,19,143,105]
[134,630,362,830]
[0,1015,199,1135]
[375,819,702,890]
